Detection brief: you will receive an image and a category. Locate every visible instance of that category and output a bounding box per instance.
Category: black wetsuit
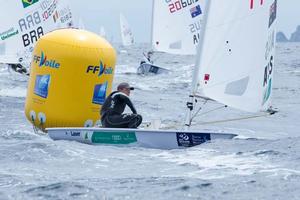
[100,91,142,128]
[140,54,152,65]
[9,64,29,76]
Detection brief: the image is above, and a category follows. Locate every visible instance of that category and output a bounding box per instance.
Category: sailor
[140,51,153,65]
[9,64,29,76]
[100,82,142,128]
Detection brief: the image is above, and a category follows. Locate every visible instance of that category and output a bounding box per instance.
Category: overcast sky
[71,0,300,43]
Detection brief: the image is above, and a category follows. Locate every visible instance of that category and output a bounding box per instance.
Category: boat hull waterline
[137,63,169,75]
[47,127,237,149]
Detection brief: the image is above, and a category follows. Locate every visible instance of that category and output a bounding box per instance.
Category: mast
[184,0,211,129]
[150,0,155,50]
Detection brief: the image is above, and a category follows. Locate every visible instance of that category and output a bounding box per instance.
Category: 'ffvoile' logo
[33,51,60,69]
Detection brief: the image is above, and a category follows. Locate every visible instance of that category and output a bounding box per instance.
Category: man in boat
[8,63,29,76]
[100,82,142,128]
[140,51,153,65]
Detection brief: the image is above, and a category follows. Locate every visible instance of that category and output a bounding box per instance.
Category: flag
[268,0,277,27]
[190,5,202,18]
[22,0,39,8]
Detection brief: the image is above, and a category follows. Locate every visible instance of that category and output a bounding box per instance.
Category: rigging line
[198,112,274,125]
[190,94,227,122]
[190,104,227,125]
[190,100,208,121]
[197,105,228,117]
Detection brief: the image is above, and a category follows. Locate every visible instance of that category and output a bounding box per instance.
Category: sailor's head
[147,51,153,57]
[117,82,134,96]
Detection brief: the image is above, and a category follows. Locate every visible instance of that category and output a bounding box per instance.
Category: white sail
[151,0,205,55]
[0,55,19,64]
[0,42,19,63]
[0,0,73,65]
[99,26,106,38]
[78,18,85,30]
[119,13,134,46]
[193,0,277,113]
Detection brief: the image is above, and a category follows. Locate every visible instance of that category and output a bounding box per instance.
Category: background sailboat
[138,0,205,74]
[0,0,74,75]
[78,18,86,30]
[119,13,134,47]
[151,0,205,55]
[99,26,106,39]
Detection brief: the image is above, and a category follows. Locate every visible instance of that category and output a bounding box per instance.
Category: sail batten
[194,0,277,113]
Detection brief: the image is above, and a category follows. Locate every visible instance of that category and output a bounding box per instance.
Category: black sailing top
[100,91,137,118]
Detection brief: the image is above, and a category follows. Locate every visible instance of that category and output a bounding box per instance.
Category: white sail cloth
[151,0,205,55]
[0,0,73,65]
[194,0,277,112]
[120,13,134,46]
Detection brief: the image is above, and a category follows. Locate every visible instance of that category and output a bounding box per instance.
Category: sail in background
[120,13,134,46]
[195,0,277,112]
[151,0,205,55]
[0,0,73,65]
[78,18,85,29]
[99,26,106,39]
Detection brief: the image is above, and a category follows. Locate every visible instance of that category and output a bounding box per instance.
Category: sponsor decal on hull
[176,132,211,147]
[91,131,137,144]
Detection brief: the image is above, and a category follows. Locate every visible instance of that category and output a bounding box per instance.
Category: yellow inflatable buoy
[25,28,116,131]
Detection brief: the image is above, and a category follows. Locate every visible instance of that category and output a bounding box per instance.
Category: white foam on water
[152,148,276,180]
[0,87,27,97]
[260,168,300,179]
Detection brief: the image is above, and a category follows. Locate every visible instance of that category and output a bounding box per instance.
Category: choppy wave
[0,43,300,199]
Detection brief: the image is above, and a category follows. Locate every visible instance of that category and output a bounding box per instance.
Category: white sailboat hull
[137,63,169,75]
[46,127,237,149]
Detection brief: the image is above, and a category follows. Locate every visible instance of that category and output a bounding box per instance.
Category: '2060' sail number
[166,0,199,13]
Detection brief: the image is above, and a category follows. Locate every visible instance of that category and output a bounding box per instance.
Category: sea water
[0,43,299,200]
